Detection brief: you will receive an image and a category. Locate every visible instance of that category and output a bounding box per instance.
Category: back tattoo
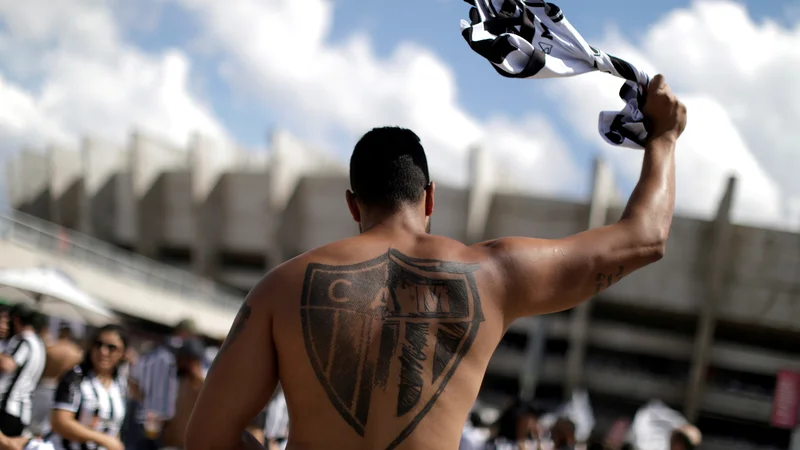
[300,249,484,449]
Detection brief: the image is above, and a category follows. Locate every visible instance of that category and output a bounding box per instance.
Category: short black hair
[178,338,206,362]
[31,313,48,333]
[349,127,430,211]
[671,429,696,450]
[10,304,37,327]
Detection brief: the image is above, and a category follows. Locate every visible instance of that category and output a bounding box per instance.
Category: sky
[1,0,800,229]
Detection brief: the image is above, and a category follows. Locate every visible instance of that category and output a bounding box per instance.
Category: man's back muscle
[273,236,506,450]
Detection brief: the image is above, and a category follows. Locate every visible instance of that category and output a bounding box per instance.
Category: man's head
[174,318,197,340]
[177,338,206,378]
[0,305,9,340]
[10,304,37,334]
[550,417,576,448]
[347,127,434,233]
[58,324,75,342]
[32,313,49,336]
[670,425,701,450]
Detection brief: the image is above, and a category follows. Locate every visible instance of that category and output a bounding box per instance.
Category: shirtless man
[162,339,207,449]
[186,75,687,450]
[29,325,83,435]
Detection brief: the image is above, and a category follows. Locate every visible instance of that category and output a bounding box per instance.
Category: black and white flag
[460,0,652,149]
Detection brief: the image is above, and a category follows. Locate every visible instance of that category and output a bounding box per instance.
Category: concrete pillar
[18,149,51,220]
[563,157,615,397]
[4,153,21,209]
[465,145,495,244]
[519,315,548,402]
[266,131,345,268]
[48,144,83,229]
[684,176,737,422]
[189,133,240,277]
[130,130,188,258]
[80,137,127,240]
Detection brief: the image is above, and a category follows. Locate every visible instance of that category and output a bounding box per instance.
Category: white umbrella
[0,266,118,326]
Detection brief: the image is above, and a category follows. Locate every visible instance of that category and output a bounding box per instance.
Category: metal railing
[0,209,243,309]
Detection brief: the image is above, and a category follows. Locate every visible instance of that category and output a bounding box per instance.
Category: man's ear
[346,190,361,223]
[424,182,435,217]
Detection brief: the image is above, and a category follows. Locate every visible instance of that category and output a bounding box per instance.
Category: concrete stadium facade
[4,129,800,448]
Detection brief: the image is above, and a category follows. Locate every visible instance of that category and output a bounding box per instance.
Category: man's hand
[643,74,688,144]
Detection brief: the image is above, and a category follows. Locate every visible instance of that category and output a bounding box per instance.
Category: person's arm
[0,431,27,450]
[0,341,28,374]
[477,74,686,320]
[50,369,122,450]
[185,275,279,450]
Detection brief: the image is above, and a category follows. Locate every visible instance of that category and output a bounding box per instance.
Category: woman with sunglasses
[48,325,128,450]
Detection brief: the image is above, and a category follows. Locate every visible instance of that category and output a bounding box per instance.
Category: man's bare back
[271,235,509,450]
[43,338,83,380]
[186,75,686,450]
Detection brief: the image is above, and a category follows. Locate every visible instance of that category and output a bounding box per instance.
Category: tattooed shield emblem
[301,249,484,449]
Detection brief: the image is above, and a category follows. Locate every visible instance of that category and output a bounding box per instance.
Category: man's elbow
[641,230,668,263]
[623,220,669,264]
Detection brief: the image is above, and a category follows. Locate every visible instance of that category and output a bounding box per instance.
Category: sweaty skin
[185,74,686,450]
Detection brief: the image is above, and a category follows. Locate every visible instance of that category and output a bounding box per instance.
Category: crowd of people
[458,398,702,450]
[0,303,290,450]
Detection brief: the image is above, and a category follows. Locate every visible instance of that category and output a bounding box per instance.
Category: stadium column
[79,137,128,241]
[130,130,189,259]
[684,176,737,422]
[265,130,310,269]
[189,133,222,278]
[4,153,21,210]
[465,145,495,245]
[48,144,84,229]
[18,149,51,220]
[563,157,614,398]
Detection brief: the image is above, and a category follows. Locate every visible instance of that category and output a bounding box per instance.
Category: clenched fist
[643,74,688,144]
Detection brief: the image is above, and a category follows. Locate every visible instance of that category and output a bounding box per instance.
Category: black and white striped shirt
[0,330,46,425]
[51,365,126,450]
[129,345,177,422]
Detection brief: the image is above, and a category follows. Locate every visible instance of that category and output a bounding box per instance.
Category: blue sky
[114,0,792,146]
[2,0,800,227]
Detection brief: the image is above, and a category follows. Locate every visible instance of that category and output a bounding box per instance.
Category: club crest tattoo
[300,249,484,449]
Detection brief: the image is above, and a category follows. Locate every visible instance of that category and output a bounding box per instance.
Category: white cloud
[0,0,225,156]
[171,0,584,193]
[551,0,799,227]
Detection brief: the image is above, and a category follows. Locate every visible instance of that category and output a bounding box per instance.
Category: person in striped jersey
[125,320,195,450]
[49,325,128,450]
[0,304,46,438]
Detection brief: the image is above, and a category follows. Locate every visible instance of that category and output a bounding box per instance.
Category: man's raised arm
[477,74,687,320]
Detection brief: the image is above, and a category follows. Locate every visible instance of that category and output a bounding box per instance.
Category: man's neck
[360,207,428,235]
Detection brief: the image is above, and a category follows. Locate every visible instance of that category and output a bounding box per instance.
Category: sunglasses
[93,341,120,353]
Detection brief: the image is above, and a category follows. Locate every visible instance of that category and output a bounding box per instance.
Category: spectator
[263,386,289,450]
[550,418,577,450]
[669,425,701,450]
[486,401,541,450]
[125,319,196,450]
[29,325,83,436]
[49,324,128,450]
[0,305,10,353]
[160,338,206,450]
[0,305,46,438]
